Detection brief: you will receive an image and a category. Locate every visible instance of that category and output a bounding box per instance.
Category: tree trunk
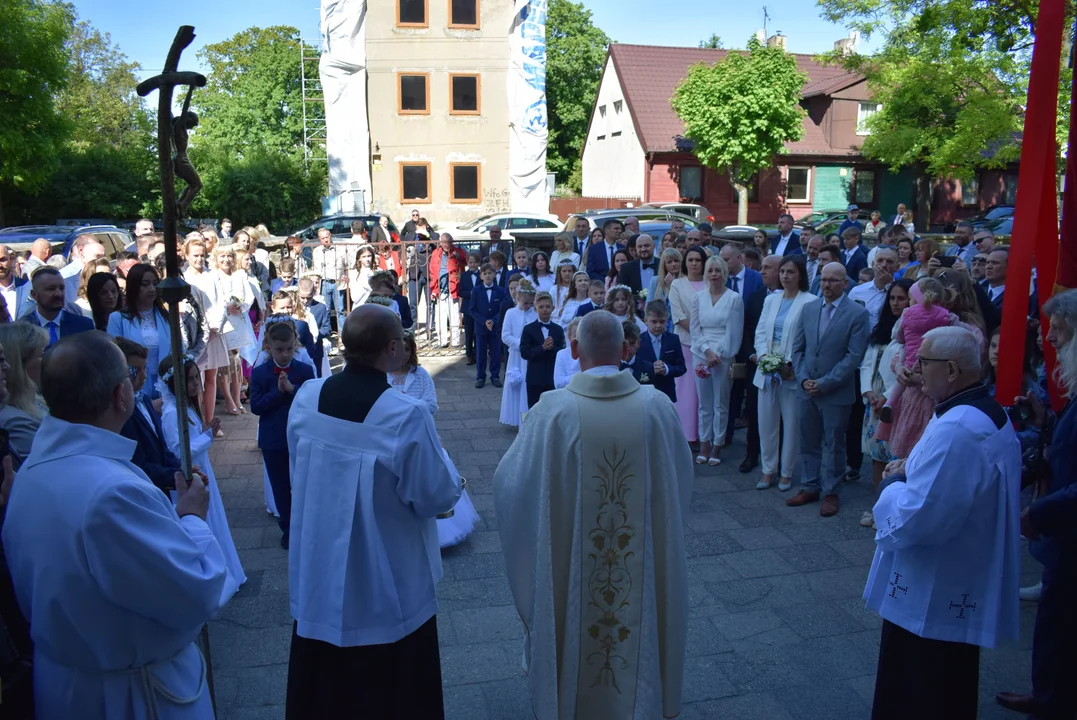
[915,165,932,233]
[734,183,748,225]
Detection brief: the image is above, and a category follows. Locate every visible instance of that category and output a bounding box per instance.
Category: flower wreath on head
[160,352,199,386]
[606,284,634,298]
[515,278,537,296]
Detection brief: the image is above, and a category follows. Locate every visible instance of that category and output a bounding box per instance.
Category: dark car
[291,214,400,242]
[567,208,700,234]
[794,209,861,229]
[943,205,1014,232]
[0,224,134,260]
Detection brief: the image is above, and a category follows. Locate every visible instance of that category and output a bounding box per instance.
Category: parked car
[292,214,400,241]
[943,205,1015,232]
[793,209,861,229]
[567,208,700,234]
[0,224,134,260]
[978,216,1014,240]
[637,202,715,224]
[442,212,562,243]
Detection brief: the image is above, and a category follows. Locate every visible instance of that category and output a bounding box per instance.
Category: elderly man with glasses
[865,325,1022,720]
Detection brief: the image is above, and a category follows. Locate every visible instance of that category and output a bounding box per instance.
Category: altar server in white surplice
[864,327,1021,720]
[2,331,227,720]
[285,305,461,720]
[494,310,693,720]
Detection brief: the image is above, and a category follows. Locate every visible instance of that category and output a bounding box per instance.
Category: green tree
[0,0,72,224]
[699,34,724,49]
[672,37,806,224]
[194,26,319,160]
[547,0,610,193]
[817,0,1076,227]
[200,148,326,231]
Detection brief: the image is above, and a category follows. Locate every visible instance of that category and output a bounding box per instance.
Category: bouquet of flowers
[694,362,711,379]
[638,288,649,301]
[758,352,786,376]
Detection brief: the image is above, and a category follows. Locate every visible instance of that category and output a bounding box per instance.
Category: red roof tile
[608,44,861,155]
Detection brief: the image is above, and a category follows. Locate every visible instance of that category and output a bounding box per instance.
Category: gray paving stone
[828,537,879,565]
[443,550,507,581]
[710,608,786,641]
[690,691,796,720]
[727,526,795,549]
[778,542,855,572]
[481,677,533,720]
[686,617,735,657]
[773,682,872,720]
[448,605,524,644]
[439,642,522,685]
[685,531,744,557]
[687,556,741,584]
[723,549,796,578]
[774,601,874,639]
[686,510,743,532]
[444,684,492,720]
[706,577,774,607]
[467,530,502,554]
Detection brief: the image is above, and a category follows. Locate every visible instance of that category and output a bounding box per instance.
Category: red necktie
[273,365,290,375]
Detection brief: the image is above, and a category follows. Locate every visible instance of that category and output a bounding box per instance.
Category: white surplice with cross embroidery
[863,404,1022,648]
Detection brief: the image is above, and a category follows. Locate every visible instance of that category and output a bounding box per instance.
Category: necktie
[820,303,835,338]
[608,244,613,266]
[273,364,291,375]
[729,276,740,292]
[46,321,59,346]
[652,335,661,358]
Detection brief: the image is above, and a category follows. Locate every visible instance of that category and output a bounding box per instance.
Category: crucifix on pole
[135,25,216,711]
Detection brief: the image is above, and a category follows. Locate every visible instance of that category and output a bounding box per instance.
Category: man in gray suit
[788,262,870,517]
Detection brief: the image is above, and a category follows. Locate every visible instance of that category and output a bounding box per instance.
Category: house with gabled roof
[580,41,1018,228]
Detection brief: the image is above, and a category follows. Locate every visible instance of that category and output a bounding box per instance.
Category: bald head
[341,304,404,371]
[42,330,133,429]
[31,239,51,261]
[719,244,743,275]
[819,262,848,301]
[573,310,627,370]
[82,242,106,263]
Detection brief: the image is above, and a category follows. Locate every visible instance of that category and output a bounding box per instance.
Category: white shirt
[989,284,1005,302]
[388,366,439,417]
[35,307,62,330]
[554,347,580,388]
[775,233,793,257]
[848,281,889,328]
[312,244,348,283]
[729,268,747,296]
[0,278,17,320]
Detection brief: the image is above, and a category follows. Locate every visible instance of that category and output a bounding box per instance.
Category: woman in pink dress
[668,246,708,443]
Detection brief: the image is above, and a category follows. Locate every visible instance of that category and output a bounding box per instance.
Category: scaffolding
[299,38,327,172]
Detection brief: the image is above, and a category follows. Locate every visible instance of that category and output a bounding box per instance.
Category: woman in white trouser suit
[690,255,744,466]
[753,255,814,491]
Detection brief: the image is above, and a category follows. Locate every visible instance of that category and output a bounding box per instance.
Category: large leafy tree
[817,0,1076,226]
[0,0,72,224]
[547,0,609,192]
[672,37,807,224]
[194,26,319,160]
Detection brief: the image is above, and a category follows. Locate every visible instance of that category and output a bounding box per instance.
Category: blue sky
[72,0,870,75]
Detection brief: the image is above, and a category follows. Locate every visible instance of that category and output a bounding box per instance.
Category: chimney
[834,31,860,55]
[767,32,786,50]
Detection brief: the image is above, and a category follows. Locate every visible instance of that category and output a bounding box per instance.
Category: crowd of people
[0,202,1071,720]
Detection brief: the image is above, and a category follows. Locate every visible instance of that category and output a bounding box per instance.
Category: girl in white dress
[557,271,590,327]
[550,261,577,314]
[499,279,537,427]
[527,252,556,293]
[606,285,648,333]
[554,317,582,388]
[158,354,246,603]
[388,334,480,547]
[347,244,376,308]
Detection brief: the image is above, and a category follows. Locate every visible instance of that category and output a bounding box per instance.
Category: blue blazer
[106,309,172,359]
[844,246,870,282]
[769,233,804,256]
[458,270,479,302]
[631,331,687,402]
[26,308,95,342]
[469,283,510,336]
[575,301,601,318]
[307,300,331,341]
[728,268,763,299]
[586,242,624,280]
[121,394,181,495]
[520,320,566,387]
[250,360,315,450]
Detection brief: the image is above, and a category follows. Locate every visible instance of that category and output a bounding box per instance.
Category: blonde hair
[534,291,553,305]
[654,248,683,299]
[915,276,945,308]
[704,254,730,284]
[553,232,573,253]
[0,322,49,419]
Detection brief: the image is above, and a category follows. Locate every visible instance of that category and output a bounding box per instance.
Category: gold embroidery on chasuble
[576,389,647,718]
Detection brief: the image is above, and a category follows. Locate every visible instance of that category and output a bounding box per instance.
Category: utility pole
[762,5,771,37]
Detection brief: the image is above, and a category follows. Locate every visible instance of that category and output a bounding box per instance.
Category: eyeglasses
[974,237,991,244]
[916,356,956,373]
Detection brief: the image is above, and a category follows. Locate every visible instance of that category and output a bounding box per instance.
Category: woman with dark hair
[894,237,917,278]
[605,248,631,292]
[858,278,913,528]
[527,251,554,293]
[669,245,708,442]
[107,264,172,399]
[752,229,770,257]
[752,255,814,490]
[387,333,437,416]
[85,272,121,331]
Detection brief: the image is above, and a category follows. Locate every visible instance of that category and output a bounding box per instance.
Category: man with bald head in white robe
[494,310,694,720]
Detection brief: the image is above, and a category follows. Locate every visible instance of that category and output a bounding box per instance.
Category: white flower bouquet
[758,352,786,376]
[638,288,649,300]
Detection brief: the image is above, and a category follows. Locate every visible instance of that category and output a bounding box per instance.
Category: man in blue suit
[458,253,481,365]
[22,267,93,345]
[720,244,763,298]
[469,263,510,389]
[770,213,804,257]
[633,301,687,402]
[115,337,182,495]
[298,278,330,376]
[585,219,625,280]
[250,322,316,549]
[841,227,869,284]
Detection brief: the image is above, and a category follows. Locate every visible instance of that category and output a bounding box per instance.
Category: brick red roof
[607,44,862,156]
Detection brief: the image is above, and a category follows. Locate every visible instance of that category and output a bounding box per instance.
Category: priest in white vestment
[2,331,228,720]
[864,327,1021,720]
[285,305,460,719]
[494,310,693,720]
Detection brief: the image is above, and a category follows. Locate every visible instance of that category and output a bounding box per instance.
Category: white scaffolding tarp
[320,0,372,204]
[508,0,550,214]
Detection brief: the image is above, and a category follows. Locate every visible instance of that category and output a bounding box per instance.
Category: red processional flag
[996,0,1066,408]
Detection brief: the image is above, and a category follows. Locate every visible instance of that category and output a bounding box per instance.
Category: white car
[441,212,562,242]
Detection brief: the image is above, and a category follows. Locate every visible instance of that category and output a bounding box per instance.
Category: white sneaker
[329,346,340,356]
[860,510,874,528]
[1019,582,1042,602]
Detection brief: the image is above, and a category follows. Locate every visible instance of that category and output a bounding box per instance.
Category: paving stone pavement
[208,354,1039,720]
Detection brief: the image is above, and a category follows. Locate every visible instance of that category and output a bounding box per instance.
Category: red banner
[996,0,1065,408]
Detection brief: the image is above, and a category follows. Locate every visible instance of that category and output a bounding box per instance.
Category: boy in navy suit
[489,250,510,288]
[620,321,642,377]
[459,252,481,365]
[520,291,565,407]
[633,300,687,402]
[470,263,509,389]
[250,321,315,549]
[574,280,607,318]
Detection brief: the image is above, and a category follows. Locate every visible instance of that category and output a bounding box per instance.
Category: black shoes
[739,456,759,473]
[491,377,502,388]
[466,356,476,366]
[280,532,289,550]
[475,379,486,389]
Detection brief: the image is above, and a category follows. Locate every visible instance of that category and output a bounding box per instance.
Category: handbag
[729,363,749,380]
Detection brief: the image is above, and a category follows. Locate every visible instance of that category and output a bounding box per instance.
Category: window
[449,0,479,28]
[857,102,881,135]
[536,219,560,229]
[401,163,431,203]
[854,169,875,204]
[397,0,427,26]
[746,174,760,203]
[962,175,980,206]
[450,74,480,115]
[611,100,623,136]
[450,163,481,203]
[1004,174,1018,205]
[398,73,429,114]
[787,167,811,202]
[596,105,607,140]
[679,166,702,202]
